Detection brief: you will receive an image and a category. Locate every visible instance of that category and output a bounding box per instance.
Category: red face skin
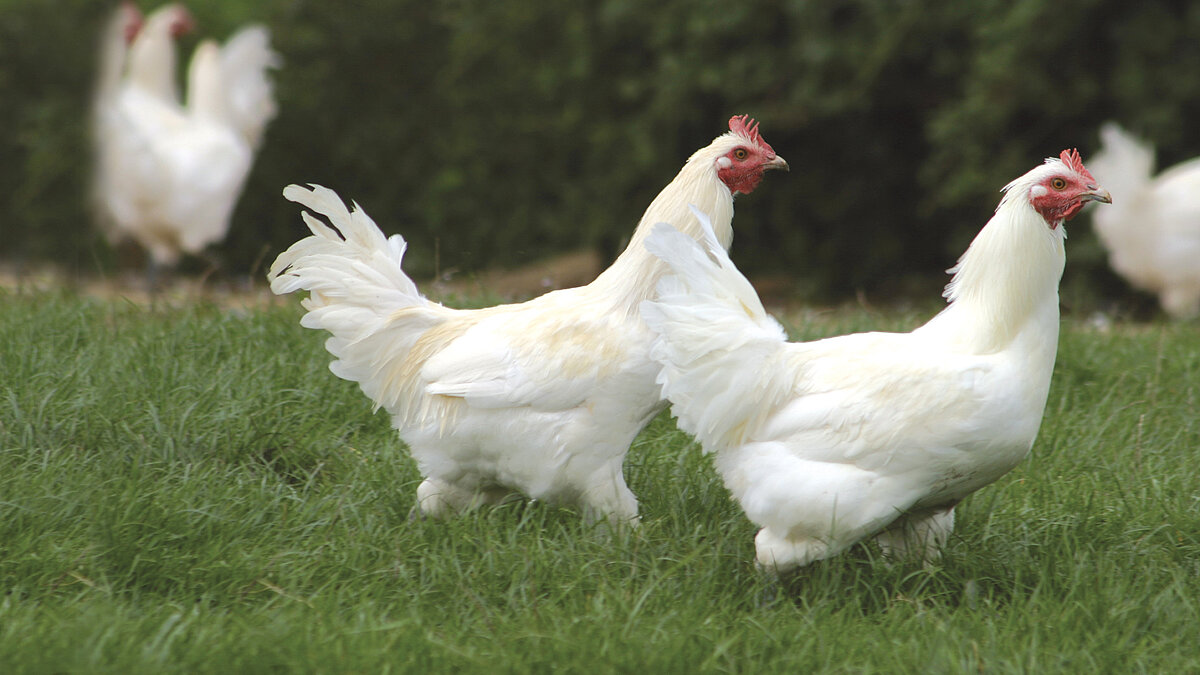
[1029,171,1110,228]
[717,144,788,195]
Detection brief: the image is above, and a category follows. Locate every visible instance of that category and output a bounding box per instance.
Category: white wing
[765,332,999,470]
[421,291,644,412]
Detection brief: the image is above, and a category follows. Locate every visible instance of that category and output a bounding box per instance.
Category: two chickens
[272,118,1111,574]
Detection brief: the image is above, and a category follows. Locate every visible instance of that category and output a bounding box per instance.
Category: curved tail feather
[640,207,793,450]
[270,184,454,414]
[219,25,279,148]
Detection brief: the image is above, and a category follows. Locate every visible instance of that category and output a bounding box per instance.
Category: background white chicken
[93,2,279,276]
[270,117,787,525]
[1087,122,1200,318]
[642,150,1110,573]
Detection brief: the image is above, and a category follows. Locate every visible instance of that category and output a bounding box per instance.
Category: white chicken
[1087,122,1200,318]
[93,3,279,273]
[641,150,1110,573]
[269,117,788,525]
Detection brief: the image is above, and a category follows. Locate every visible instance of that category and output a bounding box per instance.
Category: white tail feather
[219,25,279,148]
[640,207,793,450]
[270,184,453,412]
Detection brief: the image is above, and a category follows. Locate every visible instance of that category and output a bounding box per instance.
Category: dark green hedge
[4,0,1199,302]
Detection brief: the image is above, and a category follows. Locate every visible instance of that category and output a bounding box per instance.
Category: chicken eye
[1051,177,1067,190]
[733,148,748,161]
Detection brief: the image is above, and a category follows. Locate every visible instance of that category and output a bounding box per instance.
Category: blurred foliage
[3,0,1199,303]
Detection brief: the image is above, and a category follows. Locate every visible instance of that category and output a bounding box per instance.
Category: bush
[4,0,1198,303]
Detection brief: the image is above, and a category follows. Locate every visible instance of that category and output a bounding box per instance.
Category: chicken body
[642,151,1110,572]
[93,4,278,268]
[270,117,787,525]
[1087,123,1200,318]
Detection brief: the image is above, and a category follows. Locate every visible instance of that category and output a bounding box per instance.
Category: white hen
[642,150,1110,573]
[270,117,787,525]
[1087,122,1200,318]
[93,3,279,270]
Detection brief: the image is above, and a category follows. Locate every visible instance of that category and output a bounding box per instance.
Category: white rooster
[1087,122,1200,318]
[269,116,788,525]
[93,3,279,274]
[641,150,1110,573]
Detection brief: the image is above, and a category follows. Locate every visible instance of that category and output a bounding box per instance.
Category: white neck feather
[127,17,179,102]
[96,10,133,102]
[1087,126,1151,248]
[590,142,736,310]
[1089,125,1153,201]
[921,182,1065,354]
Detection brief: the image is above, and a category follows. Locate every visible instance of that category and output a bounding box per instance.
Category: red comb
[120,1,143,42]
[169,6,196,38]
[1060,148,1095,182]
[729,115,776,156]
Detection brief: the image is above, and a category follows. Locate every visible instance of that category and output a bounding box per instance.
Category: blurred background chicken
[270,117,787,525]
[92,2,279,282]
[642,151,1110,574]
[1087,122,1200,318]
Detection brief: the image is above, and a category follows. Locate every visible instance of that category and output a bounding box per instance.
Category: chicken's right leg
[753,527,832,575]
[414,478,514,518]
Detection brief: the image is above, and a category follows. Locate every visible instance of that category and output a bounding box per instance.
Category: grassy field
[0,288,1197,673]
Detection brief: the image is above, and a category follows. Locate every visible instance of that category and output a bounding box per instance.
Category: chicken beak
[765,155,790,172]
[1079,186,1112,204]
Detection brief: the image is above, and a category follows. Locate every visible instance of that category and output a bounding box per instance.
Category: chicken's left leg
[1161,287,1200,319]
[873,507,955,563]
[579,462,639,528]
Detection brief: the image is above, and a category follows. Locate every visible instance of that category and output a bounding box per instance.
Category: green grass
[1,289,1197,673]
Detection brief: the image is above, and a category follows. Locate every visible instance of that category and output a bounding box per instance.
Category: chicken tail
[640,206,792,450]
[218,25,279,149]
[271,184,454,412]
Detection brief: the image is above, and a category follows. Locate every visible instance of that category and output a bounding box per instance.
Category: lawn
[0,289,1197,673]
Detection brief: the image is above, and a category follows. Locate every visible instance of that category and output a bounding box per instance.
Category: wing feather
[765,332,997,469]
[420,296,637,412]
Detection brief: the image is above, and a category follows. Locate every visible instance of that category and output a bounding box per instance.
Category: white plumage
[642,152,1110,573]
[1087,122,1200,318]
[93,3,279,269]
[269,118,787,525]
